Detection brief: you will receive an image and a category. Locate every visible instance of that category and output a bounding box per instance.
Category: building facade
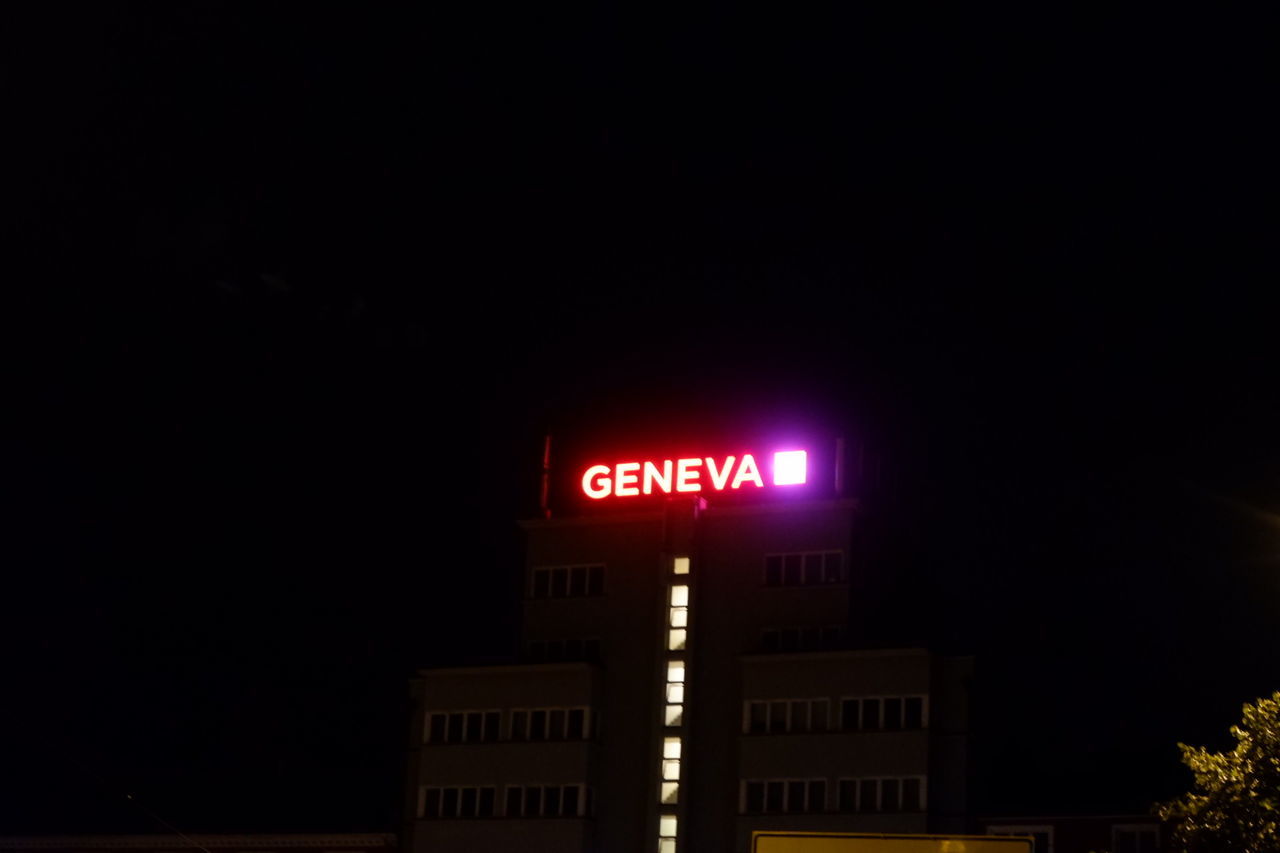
[405,487,971,853]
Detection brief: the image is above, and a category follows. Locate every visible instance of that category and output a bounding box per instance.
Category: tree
[1158,691,1280,852]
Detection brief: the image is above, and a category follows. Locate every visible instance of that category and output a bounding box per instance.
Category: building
[404,443,972,853]
[0,836,396,853]
[984,815,1165,853]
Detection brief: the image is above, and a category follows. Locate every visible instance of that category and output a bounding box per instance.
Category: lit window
[667,683,684,703]
[671,585,689,607]
[673,556,690,574]
[659,840,676,853]
[667,662,685,682]
[665,704,683,726]
[662,759,680,780]
[659,815,678,837]
[668,629,687,650]
[670,607,688,627]
[663,737,681,759]
[661,782,679,804]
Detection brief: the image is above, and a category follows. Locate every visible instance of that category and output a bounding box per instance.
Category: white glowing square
[670,607,687,627]
[668,629,686,650]
[664,704,683,726]
[659,815,678,837]
[662,759,681,780]
[659,840,676,853]
[661,782,679,804]
[663,736,682,759]
[772,450,807,486]
[666,683,684,703]
[670,585,689,607]
[673,556,690,575]
[667,662,685,682]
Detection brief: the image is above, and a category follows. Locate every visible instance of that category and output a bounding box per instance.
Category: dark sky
[5,2,1279,835]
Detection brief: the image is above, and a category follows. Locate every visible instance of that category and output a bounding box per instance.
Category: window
[503,784,589,817]
[743,698,830,733]
[760,625,844,653]
[527,637,601,663]
[1113,825,1159,853]
[836,777,927,813]
[839,696,928,730]
[425,708,503,743]
[741,778,829,813]
[764,551,845,587]
[508,706,592,741]
[530,565,605,599]
[418,785,497,818]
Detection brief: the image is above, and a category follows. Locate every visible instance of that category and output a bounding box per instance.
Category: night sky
[6,3,1279,835]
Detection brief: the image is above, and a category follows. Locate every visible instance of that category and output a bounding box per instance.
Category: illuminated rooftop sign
[581,450,807,500]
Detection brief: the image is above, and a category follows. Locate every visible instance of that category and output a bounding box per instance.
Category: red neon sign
[581,450,806,500]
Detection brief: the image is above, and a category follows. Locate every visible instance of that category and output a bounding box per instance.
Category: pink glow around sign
[581,450,807,500]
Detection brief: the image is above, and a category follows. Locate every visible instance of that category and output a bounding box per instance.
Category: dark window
[746,781,765,813]
[841,699,859,730]
[801,626,821,650]
[905,697,924,729]
[779,628,799,652]
[838,780,856,812]
[824,552,843,583]
[861,698,881,730]
[808,780,826,812]
[550,567,568,597]
[532,569,549,598]
[528,640,545,661]
[569,565,587,596]
[811,699,829,731]
[424,787,441,818]
[585,787,594,817]
[465,712,482,741]
[769,701,787,733]
[563,785,580,817]
[766,781,785,812]
[564,638,583,659]
[442,787,459,817]
[546,639,564,661]
[788,781,806,813]
[803,553,823,584]
[749,702,768,733]
[902,778,922,812]
[530,710,547,740]
[545,785,561,816]
[765,556,782,586]
[484,711,500,741]
[510,710,527,740]
[882,778,901,812]
[525,786,542,816]
[584,638,600,661]
[549,709,566,740]
[783,554,802,585]
[461,787,477,817]
[859,779,877,811]
[428,713,446,743]
[587,565,604,595]
[822,626,842,648]
[567,708,585,739]
[884,698,902,730]
[505,787,521,817]
[447,713,464,742]
[790,700,809,731]
[761,629,779,652]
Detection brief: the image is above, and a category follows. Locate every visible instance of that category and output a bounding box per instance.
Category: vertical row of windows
[530,564,604,598]
[425,710,502,743]
[526,637,601,662]
[742,779,828,814]
[425,707,592,743]
[760,625,844,652]
[764,551,845,586]
[658,556,690,853]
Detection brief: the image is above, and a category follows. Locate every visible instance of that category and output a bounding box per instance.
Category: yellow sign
[753,832,1033,853]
